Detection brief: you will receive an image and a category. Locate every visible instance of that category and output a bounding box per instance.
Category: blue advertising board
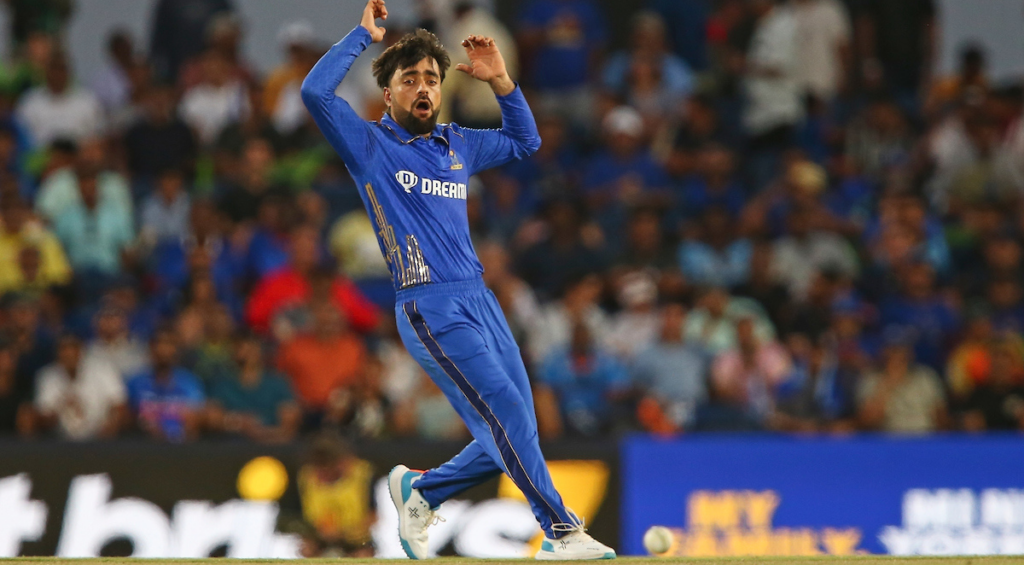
[621,435,1024,557]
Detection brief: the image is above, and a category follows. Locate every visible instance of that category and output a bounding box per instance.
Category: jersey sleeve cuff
[494,82,524,101]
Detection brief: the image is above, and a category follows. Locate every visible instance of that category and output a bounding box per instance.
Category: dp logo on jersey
[395,171,419,193]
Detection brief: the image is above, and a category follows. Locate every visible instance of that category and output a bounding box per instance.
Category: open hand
[456,35,513,94]
[360,0,388,43]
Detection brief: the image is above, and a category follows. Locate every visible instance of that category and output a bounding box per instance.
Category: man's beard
[395,103,439,135]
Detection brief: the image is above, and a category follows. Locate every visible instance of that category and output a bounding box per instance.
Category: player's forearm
[489,73,516,97]
[495,84,541,155]
[301,26,371,106]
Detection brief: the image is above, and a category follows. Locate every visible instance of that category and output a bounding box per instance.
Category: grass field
[4,558,1024,565]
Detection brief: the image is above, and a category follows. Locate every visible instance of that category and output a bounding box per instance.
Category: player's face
[386,57,442,135]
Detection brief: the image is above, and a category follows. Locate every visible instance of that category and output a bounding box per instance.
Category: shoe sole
[535,550,617,560]
[387,465,420,560]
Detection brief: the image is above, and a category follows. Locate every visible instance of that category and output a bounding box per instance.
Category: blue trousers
[395,279,575,536]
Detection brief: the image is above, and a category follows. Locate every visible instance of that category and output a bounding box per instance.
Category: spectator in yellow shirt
[0,194,70,296]
[297,432,375,557]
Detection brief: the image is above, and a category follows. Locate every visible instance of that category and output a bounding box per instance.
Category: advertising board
[621,435,1024,556]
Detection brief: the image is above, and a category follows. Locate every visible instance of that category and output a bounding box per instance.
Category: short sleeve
[102,364,127,404]
[34,369,61,413]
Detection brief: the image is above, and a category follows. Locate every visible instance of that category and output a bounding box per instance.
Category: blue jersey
[301,26,541,290]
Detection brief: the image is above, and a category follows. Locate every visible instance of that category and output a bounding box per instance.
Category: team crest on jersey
[395,170,419,193]
[449,150,463,170]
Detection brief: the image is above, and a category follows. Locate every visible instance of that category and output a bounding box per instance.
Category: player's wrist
[489,74,515,96]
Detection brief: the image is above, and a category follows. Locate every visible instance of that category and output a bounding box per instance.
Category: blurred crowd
[0,0,1022,446]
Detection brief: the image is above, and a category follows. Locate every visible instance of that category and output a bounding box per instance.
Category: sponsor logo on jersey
[395,170,419,193]
[419,178,467,200]
[395,170,466,200]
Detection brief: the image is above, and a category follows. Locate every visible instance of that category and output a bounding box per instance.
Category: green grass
[3,558,1024,565]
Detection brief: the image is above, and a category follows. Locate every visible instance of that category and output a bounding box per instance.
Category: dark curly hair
[371,29,451,90]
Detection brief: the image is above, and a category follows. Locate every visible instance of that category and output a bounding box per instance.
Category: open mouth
[414,100,432,117]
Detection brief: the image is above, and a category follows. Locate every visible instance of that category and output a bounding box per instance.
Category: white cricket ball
[643,525,673,555]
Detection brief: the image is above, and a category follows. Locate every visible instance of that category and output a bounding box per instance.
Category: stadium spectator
[536,319,630,438]
[609,208,680,297]
[878,261,960,370]
[678,206,752,288]
[90,29,136,115]
[986,276,1024,335]
[632,303,709,434]
[148,199,244,311]
[732,240,791,330]
[856,328,949,434]
[774,333,858,432]
[139,168,191,246]
[517,0,607,129]
[854,0,936,105]
[7,293,55,396]
[177,296,235,382]
[216,136,282,224]
[708,316,792,428]
[605,271,661,360]
[178,49,250,147]
[645,0,709,72]
[498,114,580,205]
[479,240,540,348]
[442,2,518,129]
[123,85,198,181]
[0,339,33,436]
[84,302,149,381]
[149,0,234,83]
[263,21,320,136]
[246,224,379,335]
[584,106,671,233]
[15,52,104,148]
[790,0,851,103]
[845,96,914,184]
[514,198,605,301]
[35,138,132,223]
[742,0,801,191]
[34,333,126,440]
[276,305,367,425]
[126,327,205,442]
[393,370,466,440]
[955,338,1024,431]
[52,166,135,280]
[528,272,608,366]
[677,144,746,226]
[685,286,775,355]
[296,433,375,557]
[0,194,71,296]
[602,11,694,124]
[177,12,253,92]
[205,332,300,443]
[322,354,390,440]
[770,205,859,300]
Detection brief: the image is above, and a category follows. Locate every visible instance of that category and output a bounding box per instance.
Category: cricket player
[300,0,616,560]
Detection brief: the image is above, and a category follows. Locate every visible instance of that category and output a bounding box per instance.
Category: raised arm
[300,0,389,176]
[456,35,541,175]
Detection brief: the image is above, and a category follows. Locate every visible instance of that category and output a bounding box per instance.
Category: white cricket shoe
[388,465,440,559]
[536,529,617,560]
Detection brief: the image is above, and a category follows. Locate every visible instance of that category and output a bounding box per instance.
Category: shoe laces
[550,514,586,535]
[421,510,445,532]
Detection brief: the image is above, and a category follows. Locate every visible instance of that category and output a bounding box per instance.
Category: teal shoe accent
[540,540,554,552]
[602,551,617,559]
[400,538,418,560]
[401,470,419,503]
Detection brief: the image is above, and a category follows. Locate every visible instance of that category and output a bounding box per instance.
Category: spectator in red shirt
[246,223,378,335]
[277,304,367,424]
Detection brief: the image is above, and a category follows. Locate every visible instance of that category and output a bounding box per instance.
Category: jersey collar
[380,112,448,145]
